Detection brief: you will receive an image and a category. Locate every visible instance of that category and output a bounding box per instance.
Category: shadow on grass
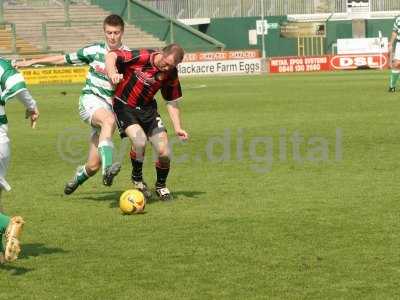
[0,243,68,276]
[75,191,124,201]
[145,190,206,204]
[19,243,69,259]
[62,190,123,208]
[62,190,206,207]
[0,263,32,275]
[172,190,206,199]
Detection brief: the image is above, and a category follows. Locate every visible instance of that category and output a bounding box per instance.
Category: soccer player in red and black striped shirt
[106,43,188,201]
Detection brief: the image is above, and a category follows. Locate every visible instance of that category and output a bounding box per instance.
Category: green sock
[76,165,89,185]
[98,139,113,174]
[390,70,400,88]
[0,213,10,253]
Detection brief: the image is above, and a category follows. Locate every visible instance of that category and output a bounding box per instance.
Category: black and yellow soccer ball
[119,189,145,214]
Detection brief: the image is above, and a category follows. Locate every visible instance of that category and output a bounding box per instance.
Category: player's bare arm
[389,31,397,51]
[166,101,188,141]
[105,52,123,84]
[15,55,66,68]
[389,31,397,68]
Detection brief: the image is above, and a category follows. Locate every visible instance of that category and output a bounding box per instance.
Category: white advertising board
[347,0,370,19]
[178,59,262,76]
[337,37,388,55]
[256,20,268,35]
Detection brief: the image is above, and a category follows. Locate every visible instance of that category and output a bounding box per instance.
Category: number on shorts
[156,117,164,128]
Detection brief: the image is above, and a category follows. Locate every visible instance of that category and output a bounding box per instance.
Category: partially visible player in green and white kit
[389,16,400,92]
[17,14,128,194]
[0,57,39,263]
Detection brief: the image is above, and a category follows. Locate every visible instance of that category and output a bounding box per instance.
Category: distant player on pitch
[16,14,127,194]
[388,15,400,92]
[105,43,188,201]
[0,57,39,264]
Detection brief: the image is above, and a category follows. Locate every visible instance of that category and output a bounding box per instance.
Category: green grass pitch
[1,71,400,299]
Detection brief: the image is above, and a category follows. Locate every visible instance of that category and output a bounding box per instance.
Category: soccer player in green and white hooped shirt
[0,57,39,263]
[17,14,129,194]
[388,15,400,92]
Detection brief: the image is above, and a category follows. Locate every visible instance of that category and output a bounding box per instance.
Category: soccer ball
[119,189,145,214]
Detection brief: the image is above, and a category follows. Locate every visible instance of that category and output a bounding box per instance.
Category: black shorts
[113,98,167,138]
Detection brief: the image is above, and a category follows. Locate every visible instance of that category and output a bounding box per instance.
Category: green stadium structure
[0,0,225,58]
[1,0,400,58]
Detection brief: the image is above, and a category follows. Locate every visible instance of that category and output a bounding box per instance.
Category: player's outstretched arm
[105,52,123,85]
[15,55,66,68]
[166,101,188,141]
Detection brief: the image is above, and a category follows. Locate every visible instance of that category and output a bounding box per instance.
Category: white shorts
[78,94,113,134]
[0,141,11,191]
[394,42,400,60]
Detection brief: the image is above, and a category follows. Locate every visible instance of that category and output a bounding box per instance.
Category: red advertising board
[269,54,389,73]
[330,53,388,70]
[269,56,331,73]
